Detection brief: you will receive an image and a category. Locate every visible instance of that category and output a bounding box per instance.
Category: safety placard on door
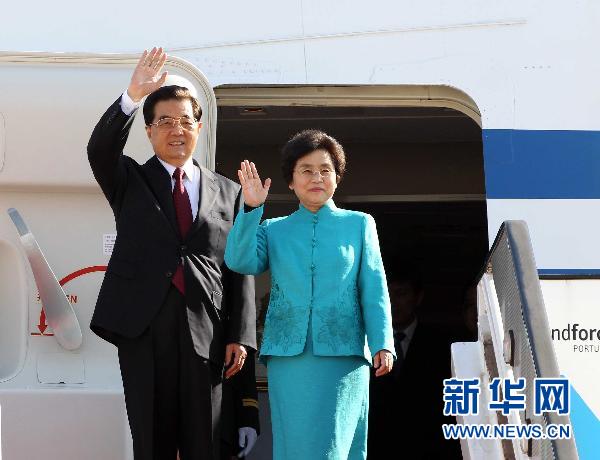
[103,233,116,255]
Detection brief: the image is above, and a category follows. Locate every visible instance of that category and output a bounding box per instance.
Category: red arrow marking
[33,265,107,337]
[38,308,48,334]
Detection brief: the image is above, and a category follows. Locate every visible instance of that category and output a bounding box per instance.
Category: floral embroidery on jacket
[316,284,364,352]
[262,282,305,352]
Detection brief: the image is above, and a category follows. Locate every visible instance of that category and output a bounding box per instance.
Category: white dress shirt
[119,90,201,220]
[120,90,139,116]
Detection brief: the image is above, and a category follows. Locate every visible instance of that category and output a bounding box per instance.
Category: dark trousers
[118,286,222,460]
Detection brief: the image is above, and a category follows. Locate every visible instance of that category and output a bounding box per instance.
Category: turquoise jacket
[224,200,395,363]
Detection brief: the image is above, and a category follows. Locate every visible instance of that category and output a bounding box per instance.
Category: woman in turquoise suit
[224,130,395,460]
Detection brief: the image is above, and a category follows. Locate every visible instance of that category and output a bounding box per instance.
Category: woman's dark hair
[143,85,202,125]
[281,129,347,184]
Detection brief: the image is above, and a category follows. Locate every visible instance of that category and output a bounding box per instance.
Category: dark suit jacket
[88,97,256,364]
[368,322,461,459]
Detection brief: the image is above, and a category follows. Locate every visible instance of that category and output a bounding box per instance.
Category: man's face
[389,280,423,329]
[145,98,202,167]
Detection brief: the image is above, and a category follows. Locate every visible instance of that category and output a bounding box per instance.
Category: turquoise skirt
[266,319,370,460]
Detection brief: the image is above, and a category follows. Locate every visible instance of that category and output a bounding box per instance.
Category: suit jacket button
[165,271,173,277]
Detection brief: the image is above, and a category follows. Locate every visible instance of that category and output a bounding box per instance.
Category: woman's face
[289,149,338,212]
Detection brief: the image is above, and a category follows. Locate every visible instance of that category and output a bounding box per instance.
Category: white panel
[176,42,307,86]
[510,1,600,131]
[1,1,303,53]
[486,199,600,270]
[541,279,600,421]
[0,390,131,460]
[37,354,85,384]
[302,0,530,36]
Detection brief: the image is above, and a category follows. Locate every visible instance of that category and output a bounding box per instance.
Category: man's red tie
[172,167,193,294]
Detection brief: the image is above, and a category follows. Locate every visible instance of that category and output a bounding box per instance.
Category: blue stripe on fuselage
[483,130,600,198]
[538,269,600,276]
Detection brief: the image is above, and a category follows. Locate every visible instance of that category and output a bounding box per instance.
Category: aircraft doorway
[214,85,487,459]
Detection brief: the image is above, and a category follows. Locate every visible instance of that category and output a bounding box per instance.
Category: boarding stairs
[451,221,579,460]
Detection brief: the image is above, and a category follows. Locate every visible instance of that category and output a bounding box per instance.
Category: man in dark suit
[88,47,256,460]
[368,269,460,459]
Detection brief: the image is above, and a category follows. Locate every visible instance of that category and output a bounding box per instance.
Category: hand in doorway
[237,160,271,208]
[127,47,168,103]
[224,342,248,379]
[373,349,394,377]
